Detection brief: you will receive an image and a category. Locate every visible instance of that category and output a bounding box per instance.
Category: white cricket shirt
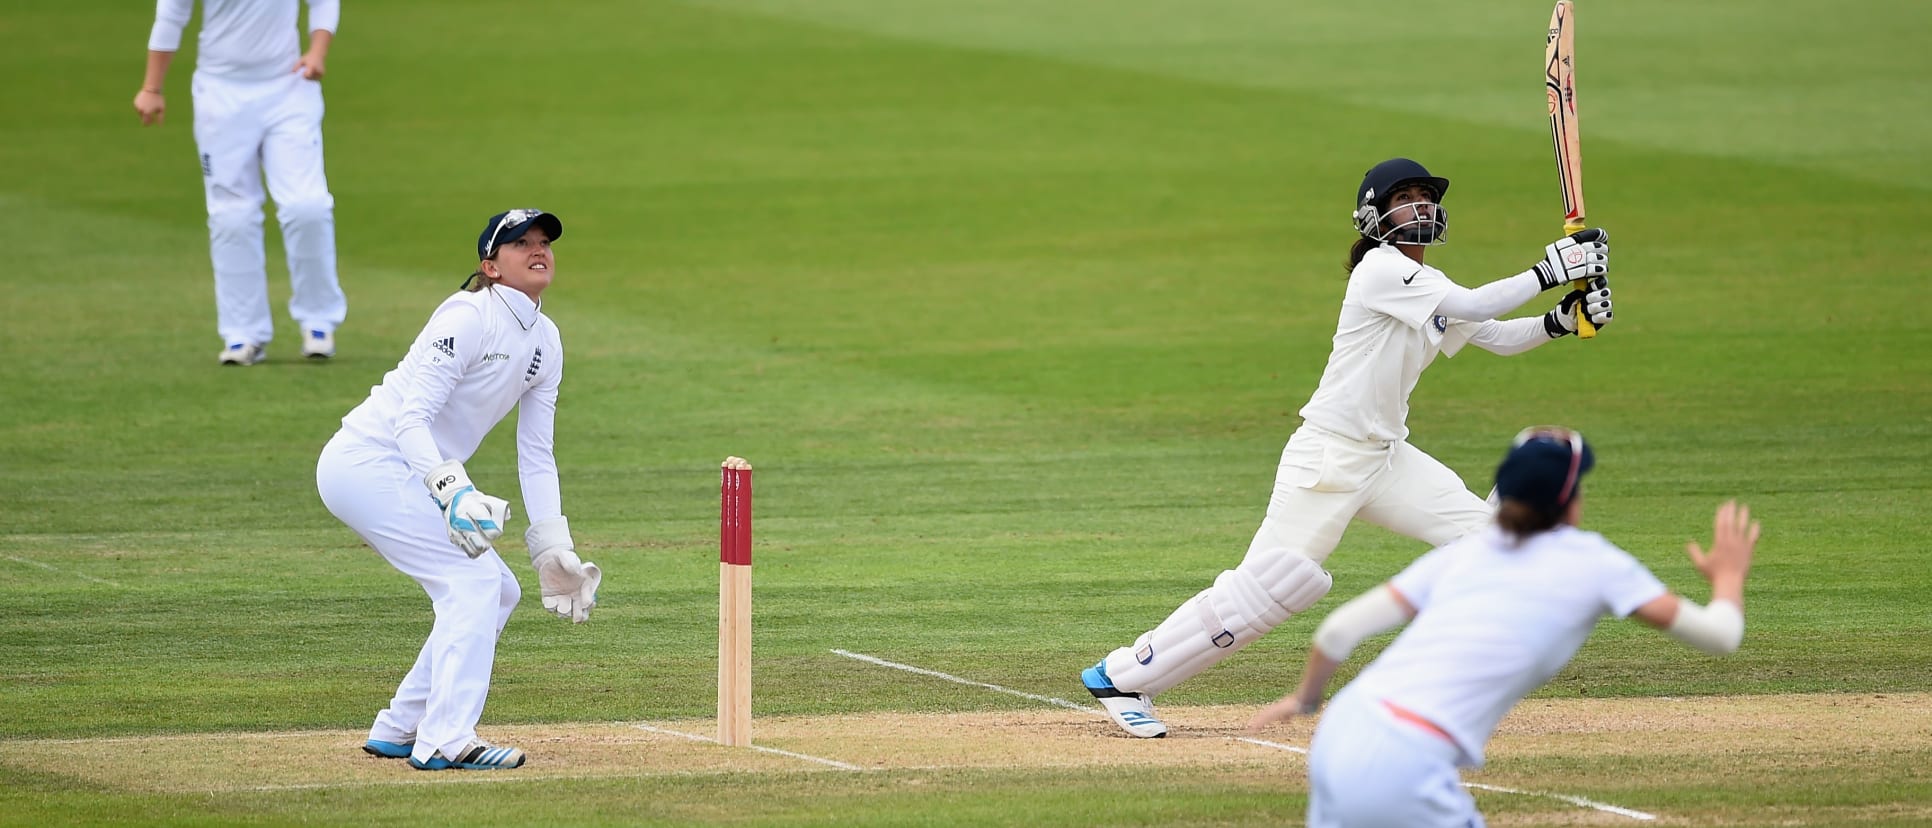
[1350,525,1669,766]
[149,0,340,82]
[336,286,566,524]
[1297,245,1482,443]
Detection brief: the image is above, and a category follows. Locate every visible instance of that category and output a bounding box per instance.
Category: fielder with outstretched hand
[1247,428,1758,827]
[1081,158,1615,738]
[316,209,598,771]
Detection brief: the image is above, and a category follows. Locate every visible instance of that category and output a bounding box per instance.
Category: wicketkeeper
[316,209,600,770]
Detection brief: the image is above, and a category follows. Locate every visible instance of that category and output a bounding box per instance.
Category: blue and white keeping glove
[1531,228,1610,290]
[1543,276,1613,338]
[425,460,511,558]
[527,517,601,623]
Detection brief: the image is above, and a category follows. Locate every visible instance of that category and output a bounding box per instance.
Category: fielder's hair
[1345,237,1378,274]
[463,270,488,292]
[1496,498,1564,543]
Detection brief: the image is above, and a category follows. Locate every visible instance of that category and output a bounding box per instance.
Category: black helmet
[1353,158,1450,244]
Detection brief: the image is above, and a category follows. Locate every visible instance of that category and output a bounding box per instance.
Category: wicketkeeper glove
[1543,276,1614,338]
[425,460,511,558]
[1531,228,1610,290]
[527,517,602,623]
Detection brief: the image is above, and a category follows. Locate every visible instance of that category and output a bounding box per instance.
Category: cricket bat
[1545,0,1596,338]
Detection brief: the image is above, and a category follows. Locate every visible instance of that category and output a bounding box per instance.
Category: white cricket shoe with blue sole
[1083,659,1168,738]
[409,740,526,770]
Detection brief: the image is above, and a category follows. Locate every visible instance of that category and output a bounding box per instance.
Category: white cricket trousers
[316,432,520,764]
[193,69,344,347]
[1252,424,1493,567]
[1307,686,1484,828]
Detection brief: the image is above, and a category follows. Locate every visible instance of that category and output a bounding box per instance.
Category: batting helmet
[1352,158,1450,245]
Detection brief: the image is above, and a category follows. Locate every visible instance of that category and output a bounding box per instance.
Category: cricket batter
[136,0,347,365]
[1082,158,1616,737]
[316,210,600,770]
[1248,427,1758,827]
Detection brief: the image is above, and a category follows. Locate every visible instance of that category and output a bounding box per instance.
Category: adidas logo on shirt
[432,337,456,358]
[525,348,543,381]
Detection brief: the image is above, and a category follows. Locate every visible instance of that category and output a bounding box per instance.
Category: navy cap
[477,209,563,261]
[1493,426,1595,515]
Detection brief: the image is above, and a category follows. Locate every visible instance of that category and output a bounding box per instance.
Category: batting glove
[1543,276,1614,338]
[1531,228,1610,290]
[425,460,511,559]
[527,517,602,623]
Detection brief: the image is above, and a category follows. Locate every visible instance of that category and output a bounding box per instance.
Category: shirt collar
[489,285,542,330]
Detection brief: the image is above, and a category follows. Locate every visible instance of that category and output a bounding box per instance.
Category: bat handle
[1564,220,1597,339]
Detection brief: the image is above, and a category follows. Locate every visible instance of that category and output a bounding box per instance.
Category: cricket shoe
[219,342,266,366]
[362,738,414,759]
[409,740,526,770]
[1082,659,1168,738]
[301,329,335,360]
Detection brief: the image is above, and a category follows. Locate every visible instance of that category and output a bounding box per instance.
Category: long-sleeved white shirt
[149,0,339,82]
[336,286,566,524]
[1297,245,1552,443]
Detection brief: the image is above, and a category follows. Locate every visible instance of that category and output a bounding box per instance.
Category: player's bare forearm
[142,49,173,90]
[1294,648,1342,711]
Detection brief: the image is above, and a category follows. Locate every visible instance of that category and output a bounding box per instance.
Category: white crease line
[4,555,121,587]
[631,722,864,771]
[1465,783,1657,821]
[1232,736,1308,755]
[834,648,1656,822]
[228,771,665,792]
[831,649,1095,713]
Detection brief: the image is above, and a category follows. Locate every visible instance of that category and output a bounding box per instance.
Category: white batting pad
[1103,557,1331,697]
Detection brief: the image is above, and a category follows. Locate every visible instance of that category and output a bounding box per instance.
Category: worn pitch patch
[2,693,1925,795]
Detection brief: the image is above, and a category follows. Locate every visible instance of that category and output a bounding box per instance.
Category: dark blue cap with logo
[1494,426,1595,515]
[477,209,563,261]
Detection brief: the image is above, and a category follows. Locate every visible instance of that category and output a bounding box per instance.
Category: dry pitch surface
[8,694,1929,824]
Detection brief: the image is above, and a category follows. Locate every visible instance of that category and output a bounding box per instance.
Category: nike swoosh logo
[1403,271,1418,285]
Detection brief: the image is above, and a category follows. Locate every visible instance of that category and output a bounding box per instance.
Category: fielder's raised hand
[1542,276,1613,338]
[527,517,601,623]
[1532,227,1609,290]
[425,460,511,558]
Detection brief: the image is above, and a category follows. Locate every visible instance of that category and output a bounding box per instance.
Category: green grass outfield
[3,0,1930,824]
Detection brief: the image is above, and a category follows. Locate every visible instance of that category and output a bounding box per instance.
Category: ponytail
[1345,237,1378,274]
[1496,498,1564,545]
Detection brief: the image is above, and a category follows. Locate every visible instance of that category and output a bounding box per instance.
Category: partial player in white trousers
[316,209,600,771]
[1082,158,1618,738]
[1248,427,1760,827]
[136,0,347,365]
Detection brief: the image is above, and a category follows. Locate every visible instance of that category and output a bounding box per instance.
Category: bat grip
[1563,220,1597,339]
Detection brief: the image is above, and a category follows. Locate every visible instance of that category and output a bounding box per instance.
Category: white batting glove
[1531,228,1609,290]
[1543,276,1614,338]
[425,460,511,558]
[527,517,602,623]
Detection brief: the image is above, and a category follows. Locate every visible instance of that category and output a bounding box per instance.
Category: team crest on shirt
[1432,315,1448,333]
